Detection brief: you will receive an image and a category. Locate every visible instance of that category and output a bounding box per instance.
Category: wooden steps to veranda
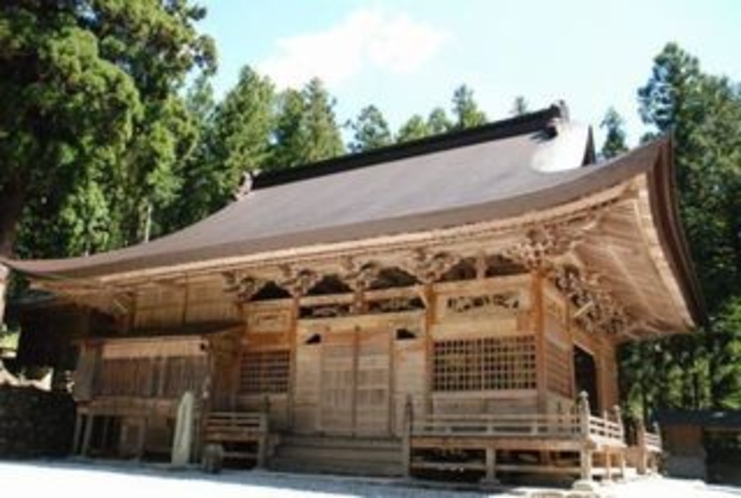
[269,435,403,477]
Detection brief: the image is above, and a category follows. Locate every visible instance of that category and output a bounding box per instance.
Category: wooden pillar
[401,395,413,478]
[81,413,94,457]
[353,325,361,435]
[596,340,610,413]
[483,447,499,484]
[580,448,593,482]
[422,283,435,416]
[136,416,148,460]
[636,419,647,475]
[288,295,299,430]
[72,412,84,454]
[532,271,547,412]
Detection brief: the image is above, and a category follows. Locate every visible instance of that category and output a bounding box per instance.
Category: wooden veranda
[401,392,640,482]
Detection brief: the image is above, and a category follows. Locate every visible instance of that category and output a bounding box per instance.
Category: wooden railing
[588,415,624,442]
[410,392,625,447]
[635,420,662,474]
[402,392,629,482]
[413,413,582,437]
[410,413,623,443]
[203,411,269,467]
[644,426,662,452]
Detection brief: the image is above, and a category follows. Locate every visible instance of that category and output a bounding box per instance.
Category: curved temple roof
[2,105,703,330]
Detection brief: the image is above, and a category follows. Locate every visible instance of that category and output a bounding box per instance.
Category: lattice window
[240,350,291,394]
[546,341,572,397]
[433,336,536,391]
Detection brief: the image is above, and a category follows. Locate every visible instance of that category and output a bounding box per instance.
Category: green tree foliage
[301,78,345,162]
[619,42,741,415]
[451,84,487,129]
[712,297,741,409]
[427,107,453,135]
[639,43,741,308]
[348,105,392,153]
[163,73,217,230]
[599,107,628,159]
[396,114,430,143]
[162,66,274,231]
[267,78,344,169]
[2,0,215,258]
[511,96,529,116]
[201,67,273,205]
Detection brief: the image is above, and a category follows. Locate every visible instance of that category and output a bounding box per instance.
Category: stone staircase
[269,435,403,477]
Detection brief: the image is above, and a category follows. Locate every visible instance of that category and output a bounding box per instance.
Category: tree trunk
[0,179,26,258]
[729,210,741,291]
[0,178,26,325]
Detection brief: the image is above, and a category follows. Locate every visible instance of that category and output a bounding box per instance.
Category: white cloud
[258,8,449,89]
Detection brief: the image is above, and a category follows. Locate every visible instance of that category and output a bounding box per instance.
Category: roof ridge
[252,104,564,189]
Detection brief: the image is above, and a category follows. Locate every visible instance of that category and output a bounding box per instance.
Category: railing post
[653,421,661,447]
[577,391,593,483]
[402,395,413,478]
[578,391,590,438]
[651,421,661,472]
[613,405,626,478]
[613,406,624,440]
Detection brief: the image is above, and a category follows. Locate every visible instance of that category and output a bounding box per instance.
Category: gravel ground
[0,460,738,498]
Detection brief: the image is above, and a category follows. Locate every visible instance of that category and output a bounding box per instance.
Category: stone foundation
[0,386,75,458]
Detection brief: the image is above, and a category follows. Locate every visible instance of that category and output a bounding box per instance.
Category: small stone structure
[0,385,75,458]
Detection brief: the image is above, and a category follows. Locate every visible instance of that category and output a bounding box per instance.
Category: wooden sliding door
[319,327,391,437]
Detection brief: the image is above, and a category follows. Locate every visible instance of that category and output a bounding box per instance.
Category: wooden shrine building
[4,104,702,483]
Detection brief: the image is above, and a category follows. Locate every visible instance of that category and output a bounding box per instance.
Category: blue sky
[199,0,741,146]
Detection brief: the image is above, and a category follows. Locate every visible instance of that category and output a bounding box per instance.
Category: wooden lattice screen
[240,350,291,394]
[433,335,536,391]
[96,356,207,398]
[162,356,208,398]
[98,358,152,397]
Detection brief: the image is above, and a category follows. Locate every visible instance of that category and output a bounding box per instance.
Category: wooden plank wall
[543,285,575,413]
[132,278,239,331]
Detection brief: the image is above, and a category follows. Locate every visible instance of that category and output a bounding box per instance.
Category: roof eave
[646,136,706,328]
